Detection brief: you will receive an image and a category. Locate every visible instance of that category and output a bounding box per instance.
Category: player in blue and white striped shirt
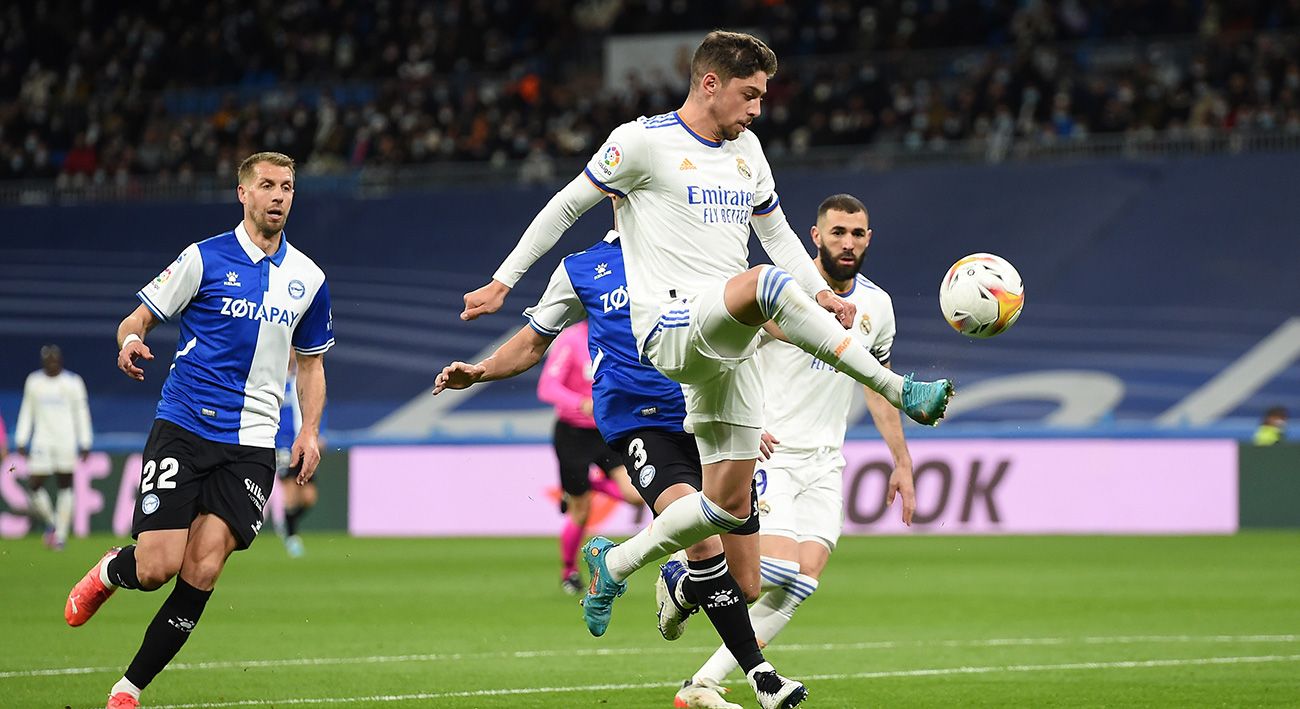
[64,152,334,709]
[435,233,785,689]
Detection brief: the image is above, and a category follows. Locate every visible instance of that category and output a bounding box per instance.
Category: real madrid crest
[859,313,872,334]
[736,157,752,179]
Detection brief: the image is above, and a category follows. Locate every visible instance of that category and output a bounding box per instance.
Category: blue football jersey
[137,224,334,447]
[524,234,686,442]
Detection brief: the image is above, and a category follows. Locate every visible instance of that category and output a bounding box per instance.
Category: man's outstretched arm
[461,176,606,320]
[433,326,556,394]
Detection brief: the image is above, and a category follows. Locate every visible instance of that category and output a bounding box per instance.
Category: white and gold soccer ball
[938,253,1024,338]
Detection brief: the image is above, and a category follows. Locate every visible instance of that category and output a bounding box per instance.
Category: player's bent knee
[135,556,181,591]
[180,556,226,591]
[737,571,761,603]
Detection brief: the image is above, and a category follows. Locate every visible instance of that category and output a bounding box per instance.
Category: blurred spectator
[2,2,1298,183]
[1254,406,1289,445]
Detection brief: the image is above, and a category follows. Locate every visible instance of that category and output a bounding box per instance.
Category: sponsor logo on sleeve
[595,143,622,178]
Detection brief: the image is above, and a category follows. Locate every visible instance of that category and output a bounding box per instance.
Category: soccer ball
[939,253,1024,338]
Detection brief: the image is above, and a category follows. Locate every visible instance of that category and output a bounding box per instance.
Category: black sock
[285,506,306,536]
[107,545,143,590]
[124,578,213,690]
[682,553,764,673]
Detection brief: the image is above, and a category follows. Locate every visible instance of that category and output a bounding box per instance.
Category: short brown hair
[238,151,295,185]
[817,193,868,221]
[690,31,778,87]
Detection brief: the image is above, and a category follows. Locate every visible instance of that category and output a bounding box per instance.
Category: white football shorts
[643,282,764,463]
[26,443,78,475]
[755,446,847,550]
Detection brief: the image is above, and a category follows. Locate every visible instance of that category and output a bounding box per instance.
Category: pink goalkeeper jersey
[537,321,596,429]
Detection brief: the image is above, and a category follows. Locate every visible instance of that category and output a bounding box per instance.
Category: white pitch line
[147,654,1300,708]
[3,634,1297,680]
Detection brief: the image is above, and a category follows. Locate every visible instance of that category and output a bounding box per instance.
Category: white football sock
[757,265,903,406]
[111,676,143,699]
[29,487,55,527]
[759,556,799,593]
[55,488,73,542]
[604,492,745,582]
[752,573,818,638]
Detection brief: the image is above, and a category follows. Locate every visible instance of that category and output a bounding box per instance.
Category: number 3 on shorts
[627,438,647,470]
[141,457,179,493]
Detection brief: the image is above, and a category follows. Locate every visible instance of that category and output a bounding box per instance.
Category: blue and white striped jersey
[137,223,334,447]
[524,233,686,443]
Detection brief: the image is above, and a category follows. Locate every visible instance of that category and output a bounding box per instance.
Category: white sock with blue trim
[604,492,745,582]
[756,265,903,406]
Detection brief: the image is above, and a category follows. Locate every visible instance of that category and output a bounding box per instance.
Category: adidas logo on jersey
[679,158,696,170]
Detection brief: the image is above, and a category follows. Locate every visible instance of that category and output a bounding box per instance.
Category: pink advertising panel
[348,439,1238,537]
[835,439,1237,534]
[348,445,651,537]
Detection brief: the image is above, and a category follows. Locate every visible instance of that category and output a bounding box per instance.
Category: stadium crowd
[2,0,1298,182]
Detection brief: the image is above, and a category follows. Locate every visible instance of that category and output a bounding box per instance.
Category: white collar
[235,222,285,264]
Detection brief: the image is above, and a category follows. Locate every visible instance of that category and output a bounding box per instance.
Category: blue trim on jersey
[674,112,723,148]
[137,290,168,322]
[559,239,687,443]
[267,235,288,267]
[583,167,626,198]
[295,339,335,356]
[857,275,880,291]
[527,317,561,337]
[753,196,781,215]
[643,112,680,128]
[837,278,857,296]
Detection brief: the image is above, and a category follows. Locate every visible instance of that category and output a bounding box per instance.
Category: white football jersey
[757,273,896,450]
[15,370,93,454]
[582,112,782,348]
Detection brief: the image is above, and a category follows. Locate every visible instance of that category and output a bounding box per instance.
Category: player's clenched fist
[118,339,154,381]
[815,290,857,329]
[461,280,511,321]
[433,362,487,394]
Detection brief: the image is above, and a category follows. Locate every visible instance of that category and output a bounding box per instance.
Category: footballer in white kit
[754,270,896,549]
[464,32,950,709]
[673,194,919,708]
[15,344,93,549]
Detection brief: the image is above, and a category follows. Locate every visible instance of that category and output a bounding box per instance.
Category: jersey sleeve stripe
[583,167,627,198]
[136,290,168,322]
[294,339,335,355]
[527,317,561,337]
[753,195,781,216]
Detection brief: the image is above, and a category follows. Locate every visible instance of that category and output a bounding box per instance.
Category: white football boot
[746,662,808,709]
[674,677,743,709]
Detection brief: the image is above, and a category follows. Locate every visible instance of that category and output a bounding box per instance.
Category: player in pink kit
[538,320,641,594]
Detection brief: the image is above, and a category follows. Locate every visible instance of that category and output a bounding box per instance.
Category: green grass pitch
[3,533,1298,708]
